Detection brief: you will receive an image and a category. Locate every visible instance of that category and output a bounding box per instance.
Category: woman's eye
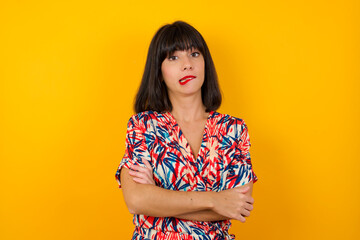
[168,56,178,60]
[191,52,200,57]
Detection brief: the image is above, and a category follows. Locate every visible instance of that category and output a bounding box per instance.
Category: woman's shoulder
[211,111,250,138]
[211,111,247,126]
[127,110,166,124]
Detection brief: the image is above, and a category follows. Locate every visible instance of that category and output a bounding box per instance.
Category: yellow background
[1,0,359,239]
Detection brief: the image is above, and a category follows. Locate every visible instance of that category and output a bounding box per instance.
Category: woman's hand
[211,183,254,223]
[128,160,155,185]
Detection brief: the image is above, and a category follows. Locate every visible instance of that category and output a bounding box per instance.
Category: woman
[115,21,258,240]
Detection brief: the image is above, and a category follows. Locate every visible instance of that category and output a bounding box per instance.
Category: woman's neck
[169,93,208,122]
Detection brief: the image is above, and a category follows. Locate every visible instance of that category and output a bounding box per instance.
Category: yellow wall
[1,1,359,239]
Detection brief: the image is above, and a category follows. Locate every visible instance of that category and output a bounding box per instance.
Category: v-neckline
[165,111,213,160]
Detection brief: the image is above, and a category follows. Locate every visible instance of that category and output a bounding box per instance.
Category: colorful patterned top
[115,110,258,240]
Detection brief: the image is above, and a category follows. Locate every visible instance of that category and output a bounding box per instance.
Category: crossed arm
[120,161,254,222]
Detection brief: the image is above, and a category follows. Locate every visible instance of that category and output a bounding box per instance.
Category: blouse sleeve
[224,120,258,189]
[115,115,151,188]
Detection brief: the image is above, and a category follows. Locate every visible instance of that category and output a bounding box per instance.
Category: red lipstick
[179,75,196,85]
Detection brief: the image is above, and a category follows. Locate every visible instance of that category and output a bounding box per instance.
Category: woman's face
[161,48,205,99]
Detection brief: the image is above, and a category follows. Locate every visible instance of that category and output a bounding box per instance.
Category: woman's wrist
[202,191,216,211]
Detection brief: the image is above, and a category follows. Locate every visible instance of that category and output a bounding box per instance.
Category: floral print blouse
[115,110,257,239]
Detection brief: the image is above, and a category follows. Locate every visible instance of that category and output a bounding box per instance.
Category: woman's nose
[182,57,192,70]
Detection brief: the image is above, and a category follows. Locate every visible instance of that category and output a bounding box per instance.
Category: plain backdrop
[0,0,359,239]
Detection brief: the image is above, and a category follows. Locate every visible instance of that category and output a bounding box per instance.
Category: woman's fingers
[128,169,145,178]
[128,169,149,178]
[130,164,148,172]
[212,187,255,222]
[131,162,152,174]
[247,196,254,205]
[132,177,149,184]
[131,165,151,179]
[241,208,251,217]
[130,161,152,170]
[238,186,250,194]
[129,163,155,185]
[129,170,152,184]
[237,215,246,223]
[143,160,152,169]
[239,194,254,205]
[244,202,254,211]
[142,161,154,179]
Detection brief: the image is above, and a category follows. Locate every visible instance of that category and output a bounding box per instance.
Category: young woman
[115,21,258,240]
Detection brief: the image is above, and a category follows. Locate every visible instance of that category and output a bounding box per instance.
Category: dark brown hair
[134,21,221,113]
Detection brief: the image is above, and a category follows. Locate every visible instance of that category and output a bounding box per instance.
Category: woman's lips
[179,75,196,85]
